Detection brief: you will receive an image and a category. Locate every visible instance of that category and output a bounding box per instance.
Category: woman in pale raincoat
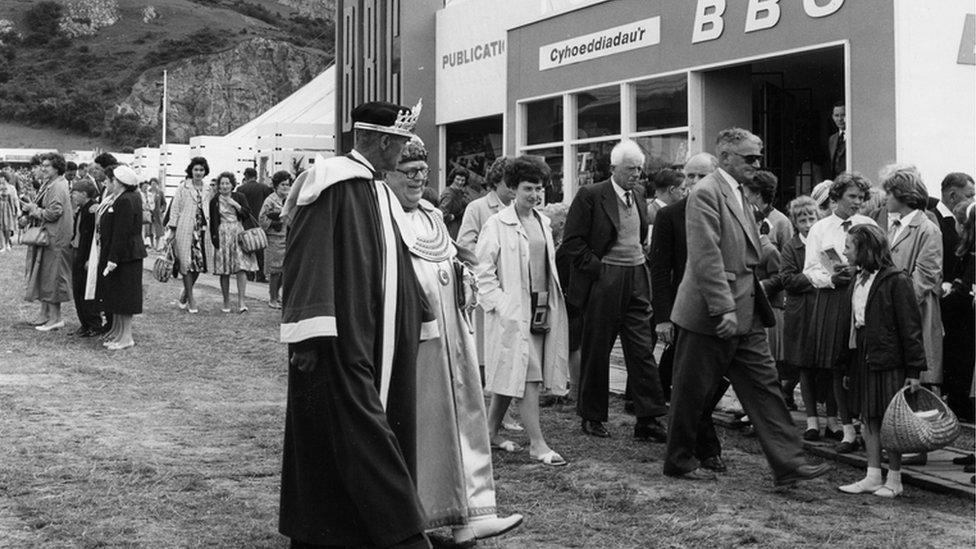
[475,155,569,467]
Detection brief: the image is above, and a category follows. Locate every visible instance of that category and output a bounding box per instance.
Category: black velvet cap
[351,100,419,137]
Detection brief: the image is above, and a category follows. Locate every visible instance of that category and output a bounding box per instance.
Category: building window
[519,73,690,203]
[634,73,687,132]
[525,97,563,146]
[576,86,620,139]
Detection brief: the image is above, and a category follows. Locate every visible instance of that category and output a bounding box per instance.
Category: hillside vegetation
[0,0,334,149]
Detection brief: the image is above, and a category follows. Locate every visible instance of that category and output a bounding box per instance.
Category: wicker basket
[152,245,174,283]
[880,386,960,454]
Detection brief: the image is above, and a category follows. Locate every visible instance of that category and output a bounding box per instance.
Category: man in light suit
[560,140,668,442]
[663,128,831,484]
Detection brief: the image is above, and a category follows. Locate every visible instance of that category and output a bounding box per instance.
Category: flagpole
[161,69,168,147]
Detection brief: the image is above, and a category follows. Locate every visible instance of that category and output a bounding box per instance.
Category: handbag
[238,227,267,253]
[153,244,175,283]
[237,210,267,253]
[21,225,50,247]
[880,386,960,454]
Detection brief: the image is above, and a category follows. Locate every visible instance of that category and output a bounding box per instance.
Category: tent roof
[225,64,335,141]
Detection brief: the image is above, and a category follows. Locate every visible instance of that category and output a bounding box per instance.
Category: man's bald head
[683,152,718,189]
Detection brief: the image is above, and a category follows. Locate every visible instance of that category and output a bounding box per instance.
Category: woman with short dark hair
[22,152,74,331]
[476,155,570,466]
[260,170,292,308]
[165,157,212,313]
[440,167,471,239]
[210,171,258,313]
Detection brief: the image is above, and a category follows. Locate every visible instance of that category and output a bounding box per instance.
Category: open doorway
[698,45,845,209]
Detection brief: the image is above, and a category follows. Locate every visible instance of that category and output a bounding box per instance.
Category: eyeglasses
[396,167,429,180]
[730,152,763,165]
[684,172,709,180]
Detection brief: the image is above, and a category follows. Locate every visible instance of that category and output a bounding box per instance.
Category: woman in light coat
[22,152,74,331]
[881,168,943,385]
[165,157,213,314]
[475,155,569,467]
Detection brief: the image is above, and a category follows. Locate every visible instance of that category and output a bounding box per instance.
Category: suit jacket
[928,201,961,282]
[558,178,649,309]
[670,170,774,336]
[828,131,846,178]
[100,189,148,265]
[646,197,667,226]
[650,197,687,323]
[72,199,97,267]
[237,181,272,221]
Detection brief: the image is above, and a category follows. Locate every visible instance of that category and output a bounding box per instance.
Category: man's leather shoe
[700,455,727,473]
[666,468,717,481]
[634,418,667,443]
[952,454,975,466]
[802,428,820,441]
[775,463,833,487]
[581,420,610,438]
[835,440,860,454]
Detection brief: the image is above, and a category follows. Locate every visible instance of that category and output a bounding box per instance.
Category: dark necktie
[841,220,852,232]
[858,270,872,286]
[624,190,632,208]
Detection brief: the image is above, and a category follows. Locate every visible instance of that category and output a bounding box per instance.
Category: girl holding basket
[837,224,925,498]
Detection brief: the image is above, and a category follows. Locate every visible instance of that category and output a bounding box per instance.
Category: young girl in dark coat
[837,224,926,498]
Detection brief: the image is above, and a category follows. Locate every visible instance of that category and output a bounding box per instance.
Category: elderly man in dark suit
[663,128,831,484]
[560,140,667,442]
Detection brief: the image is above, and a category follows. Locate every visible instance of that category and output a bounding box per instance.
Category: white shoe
[873,484,903,498]
[838,479,883,494]
[35,321,65,332]
[452,514,523,543]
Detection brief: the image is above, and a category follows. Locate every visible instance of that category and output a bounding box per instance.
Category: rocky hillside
[0,0,335,150]
[118,37,328,142]
[275,0,335,17]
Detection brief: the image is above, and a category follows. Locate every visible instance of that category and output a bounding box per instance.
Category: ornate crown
[393,98,422,134]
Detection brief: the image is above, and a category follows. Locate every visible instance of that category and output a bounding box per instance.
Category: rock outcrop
[115,37,330,142]
[274,0,336,18]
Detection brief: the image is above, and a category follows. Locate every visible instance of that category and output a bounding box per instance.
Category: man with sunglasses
[664,128,832,486]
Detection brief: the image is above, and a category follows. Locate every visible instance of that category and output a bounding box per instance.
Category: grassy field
[0,245,973,548]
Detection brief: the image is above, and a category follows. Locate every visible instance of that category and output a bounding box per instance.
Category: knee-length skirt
[848,328,905,420]
[213,222,257,275]
[264,232,285,276]
[804,287,849,370]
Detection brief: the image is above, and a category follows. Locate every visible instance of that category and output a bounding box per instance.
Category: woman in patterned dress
[259,170,291,309]
[0,171,20,251]
[165,157,212,314]
[209,171,257,313]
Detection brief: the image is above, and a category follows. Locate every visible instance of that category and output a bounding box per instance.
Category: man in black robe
[278,100,436,549]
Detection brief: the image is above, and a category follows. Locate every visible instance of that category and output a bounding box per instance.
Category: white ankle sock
[886,470,903,489]
[806,417,819,430]
[842,424,856,443]
[865,467,883,485]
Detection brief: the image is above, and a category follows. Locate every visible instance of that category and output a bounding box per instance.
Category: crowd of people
[3,99,973,548]
[3,153,297,348]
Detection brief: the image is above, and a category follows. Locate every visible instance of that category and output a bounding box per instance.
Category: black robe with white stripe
[278,155,434,547]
